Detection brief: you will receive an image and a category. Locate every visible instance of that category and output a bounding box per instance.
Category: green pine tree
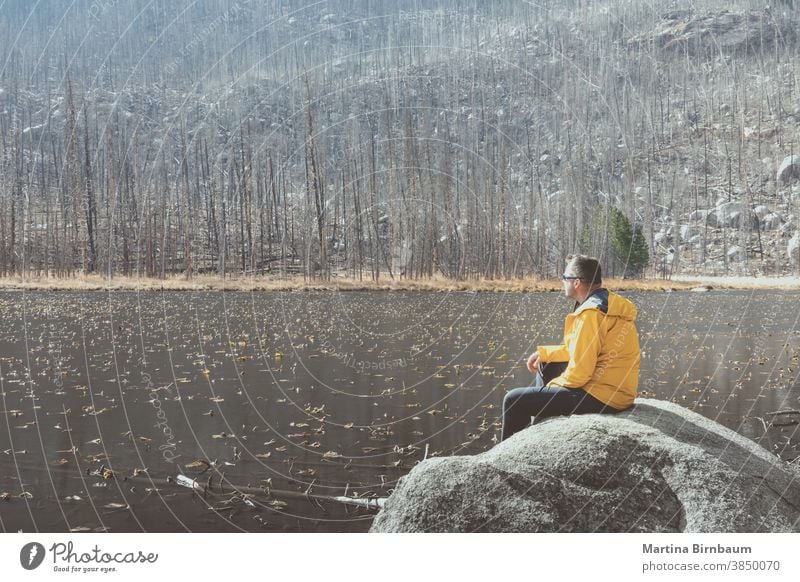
[609,207,649,278]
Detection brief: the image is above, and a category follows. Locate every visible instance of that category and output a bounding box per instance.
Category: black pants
[501,362,619,441]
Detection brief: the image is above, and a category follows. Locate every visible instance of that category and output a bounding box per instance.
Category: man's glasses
[561,275,582,281]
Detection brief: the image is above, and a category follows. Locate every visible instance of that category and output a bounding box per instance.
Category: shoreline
[0,274,797,292]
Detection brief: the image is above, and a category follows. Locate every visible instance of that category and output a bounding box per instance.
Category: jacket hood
[574,288,637,321]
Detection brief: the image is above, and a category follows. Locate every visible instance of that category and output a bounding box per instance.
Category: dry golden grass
[0,273,763,292]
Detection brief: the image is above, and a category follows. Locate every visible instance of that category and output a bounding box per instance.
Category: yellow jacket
[537,289,640,410]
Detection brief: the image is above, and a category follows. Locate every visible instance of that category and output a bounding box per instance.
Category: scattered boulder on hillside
[654,230,670,244]
[679,225,698,241]
[726,245,746,262]
[371,399,800,533]
[789,231,800,265]
[753,206,786,231]
[778,155,800,185]
[760,213,784,231]
[753,205,772,220]
[628,10,797,57]
[707,202,756,229]
[688,209,709,223]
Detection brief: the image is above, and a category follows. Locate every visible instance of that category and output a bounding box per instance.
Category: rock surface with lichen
[370,399,800,532]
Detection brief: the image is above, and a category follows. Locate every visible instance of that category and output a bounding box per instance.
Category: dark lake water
[2,289,800,532]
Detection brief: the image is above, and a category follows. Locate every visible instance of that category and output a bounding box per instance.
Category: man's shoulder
[606,290,638,321]
[575,289,609,315]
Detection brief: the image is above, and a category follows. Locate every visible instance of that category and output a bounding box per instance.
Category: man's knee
[503,387,526,411]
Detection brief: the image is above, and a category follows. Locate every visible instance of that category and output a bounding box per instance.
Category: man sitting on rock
[501,255,640,440]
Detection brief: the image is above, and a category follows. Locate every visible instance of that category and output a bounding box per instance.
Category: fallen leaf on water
[305,404,326,415]
[103,502,128,509]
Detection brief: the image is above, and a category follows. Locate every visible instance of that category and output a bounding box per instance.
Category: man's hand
[526,351,541,374]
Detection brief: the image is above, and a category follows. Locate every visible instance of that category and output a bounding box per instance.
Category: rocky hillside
[1,0,799,278]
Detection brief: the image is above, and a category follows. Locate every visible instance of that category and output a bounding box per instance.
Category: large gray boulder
[778,155,800,185]
[761,212,784,231]
[707,202,757,229]
[789,231,800,265]
[371,399,800,533]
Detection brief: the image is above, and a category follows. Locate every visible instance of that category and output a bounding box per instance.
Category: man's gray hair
[566,255,602,285]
